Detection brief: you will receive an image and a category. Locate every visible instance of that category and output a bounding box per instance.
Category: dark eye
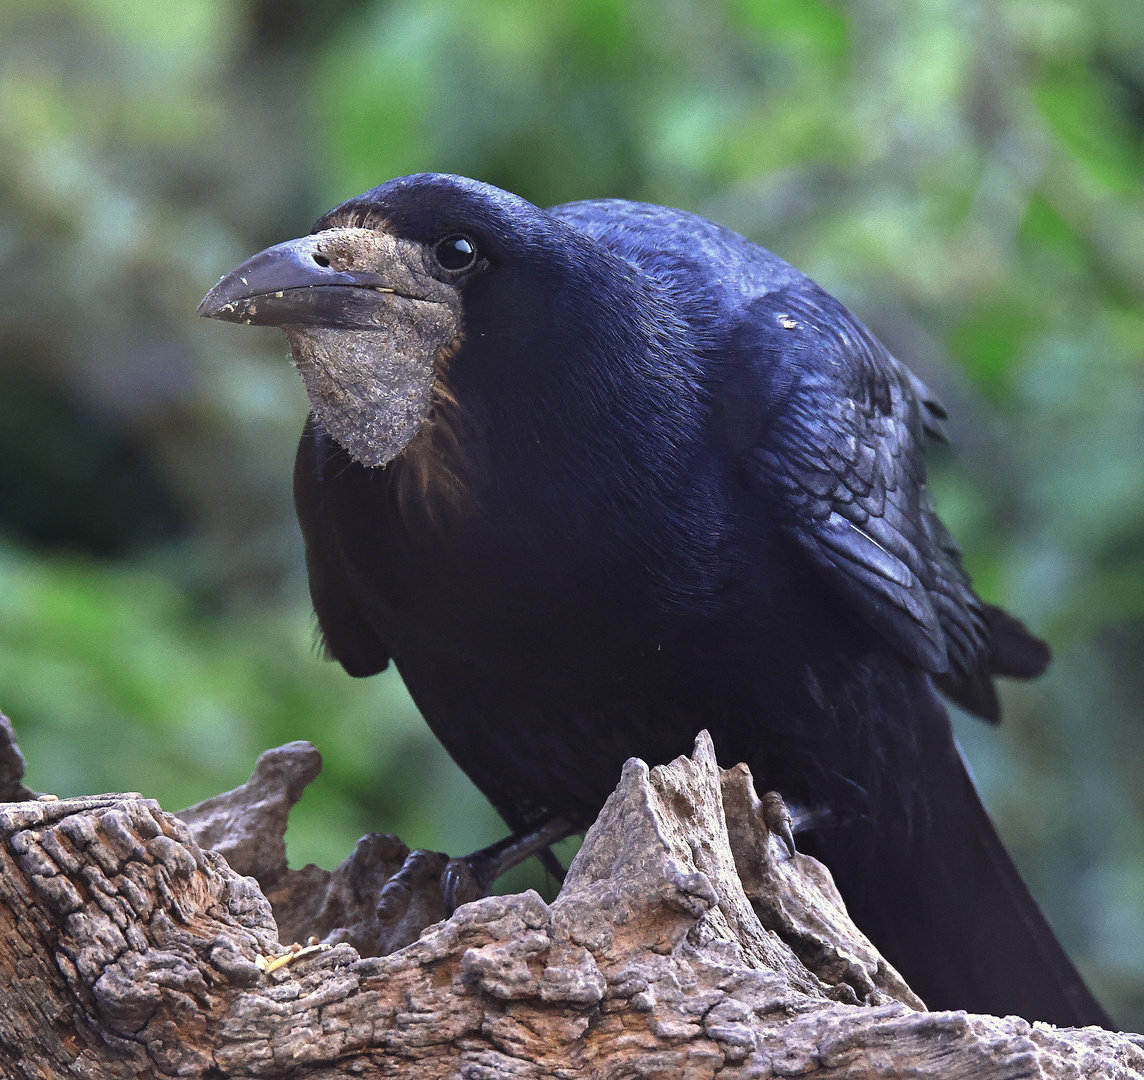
[434,235,477,271]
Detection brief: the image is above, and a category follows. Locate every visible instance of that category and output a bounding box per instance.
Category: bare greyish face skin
[286,308,458,468]
[197,225,463,468]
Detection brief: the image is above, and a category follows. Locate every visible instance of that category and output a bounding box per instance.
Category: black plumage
[199,174,1108,1027]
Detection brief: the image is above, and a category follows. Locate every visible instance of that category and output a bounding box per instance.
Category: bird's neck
[382,260,729,632]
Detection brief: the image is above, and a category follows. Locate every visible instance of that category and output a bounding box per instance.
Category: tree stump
[0,713,1140,1079]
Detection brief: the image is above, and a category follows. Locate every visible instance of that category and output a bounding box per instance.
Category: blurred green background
[1,0,1143,1026]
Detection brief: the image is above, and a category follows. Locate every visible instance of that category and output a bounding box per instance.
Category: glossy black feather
[294,417,391,677]
[290,175,1106,1026]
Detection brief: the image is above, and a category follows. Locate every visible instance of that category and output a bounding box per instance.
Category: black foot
[440,817,576,913]
[375,847,449,923]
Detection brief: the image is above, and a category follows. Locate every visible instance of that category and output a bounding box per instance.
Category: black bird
[199,173,1108,1027]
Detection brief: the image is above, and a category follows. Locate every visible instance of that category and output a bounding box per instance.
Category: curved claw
[438,817,578,916]
[440,856,484,913]
[762,791,798,858]
[376,848,448,922]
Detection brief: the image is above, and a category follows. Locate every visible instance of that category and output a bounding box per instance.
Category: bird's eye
[434,235,477,271]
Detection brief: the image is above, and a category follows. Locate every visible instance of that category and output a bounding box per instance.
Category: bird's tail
[802,695,1110,1028]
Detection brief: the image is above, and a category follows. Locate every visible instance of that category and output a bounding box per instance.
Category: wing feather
[725,285,995,702]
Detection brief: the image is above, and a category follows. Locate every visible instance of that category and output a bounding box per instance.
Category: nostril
[312,252,331,268]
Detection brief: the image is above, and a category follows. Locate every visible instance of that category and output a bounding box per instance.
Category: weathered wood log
[1,715,1141,1079]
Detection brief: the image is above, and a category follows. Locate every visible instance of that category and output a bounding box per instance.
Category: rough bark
[1,715,1141,1079]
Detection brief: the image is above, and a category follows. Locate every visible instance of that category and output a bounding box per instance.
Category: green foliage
[2,0,1144,1026]
[0,537,517,872]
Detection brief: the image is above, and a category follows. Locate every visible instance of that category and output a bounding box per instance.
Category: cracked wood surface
[1,720,1141,1079]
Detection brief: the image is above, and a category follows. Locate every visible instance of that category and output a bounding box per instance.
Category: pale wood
[1,718,1140,1079]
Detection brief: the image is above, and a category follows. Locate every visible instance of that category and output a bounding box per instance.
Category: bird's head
[197,174,551,468]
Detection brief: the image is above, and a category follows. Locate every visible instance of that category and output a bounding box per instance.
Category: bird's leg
[440,816,578,913]
[536,844,568,883]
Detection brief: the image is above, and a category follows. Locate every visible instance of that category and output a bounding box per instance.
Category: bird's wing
[293,415,391,678]
[724,284,999,714]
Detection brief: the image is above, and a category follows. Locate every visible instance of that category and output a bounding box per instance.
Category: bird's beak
[197,231,400,330]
